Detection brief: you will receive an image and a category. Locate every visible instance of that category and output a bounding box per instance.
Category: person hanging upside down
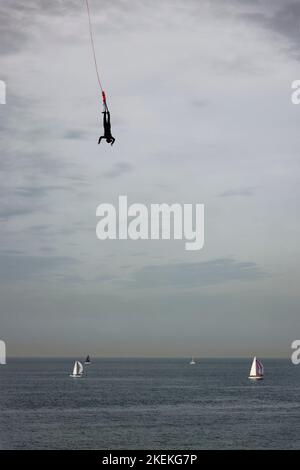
[98,103,115,146]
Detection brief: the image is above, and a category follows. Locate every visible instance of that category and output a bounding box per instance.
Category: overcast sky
[1,0,300,357]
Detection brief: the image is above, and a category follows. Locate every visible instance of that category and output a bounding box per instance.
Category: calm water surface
[0,358,299,449]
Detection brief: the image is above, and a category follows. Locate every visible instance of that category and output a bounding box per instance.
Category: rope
[85,0,104,94]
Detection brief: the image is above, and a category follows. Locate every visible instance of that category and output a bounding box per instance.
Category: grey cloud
[233,0,300,59]
[0,249,24,255]
[0,254,78,282]
[28,224,50,233]
[103,161,133,178]
[0,23,28,56]
[192,98,208,108]
[0,185,68,220]
[0,205,37,220]
[2,0,298,60]
[265,3,300,59]
[218,187,256,198]
[15,187,54,198]
[131,251,147,257]
[0,147,66,176]
[0,93,33,110]
[0,0,80,55]
[64,175,88,184]
[93,273,117,283]
[0,0,143,56]
[155,183,170,191]
[40,245,55,253]
[53,274,86,284]
[16,185,73,198]
[126,258,268,288]
[62,130,88,140]
[26,224,63,240]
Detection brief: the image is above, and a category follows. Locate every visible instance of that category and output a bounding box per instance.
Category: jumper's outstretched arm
[98,135,104,144]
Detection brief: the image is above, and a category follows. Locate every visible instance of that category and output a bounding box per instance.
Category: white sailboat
[70,360,83,377]
[248,356,264,380]
[190,357,196,365]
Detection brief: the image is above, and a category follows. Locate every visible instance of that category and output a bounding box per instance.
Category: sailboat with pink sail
[248,356,264,380]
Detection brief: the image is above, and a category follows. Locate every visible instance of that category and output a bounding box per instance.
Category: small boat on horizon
[70,361,83,378]
[190,357,196,365]
[85,355,91,364]
[248,356,264,380]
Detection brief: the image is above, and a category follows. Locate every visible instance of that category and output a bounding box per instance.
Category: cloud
[218,187,256,198]
[16,185,73,198]
[15,187,53,198]
[0,0,80,55]
[0,205,37,220]
[0,185,68,220]
[103,161,133,178]
[125,258,268,288]
[62,129,88,140]
[233,0,300,59]
[0,254,78,283]
[0,249,24,255]
[0,0,147,58]
[192,98,208,108]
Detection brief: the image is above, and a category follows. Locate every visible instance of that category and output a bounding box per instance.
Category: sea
[0,358,299,449]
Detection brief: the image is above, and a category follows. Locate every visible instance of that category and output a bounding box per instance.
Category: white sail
[72,361,78,376]
[249,356,257,377]
[77,361,83,374]
[249,356,264,379]
[70,360,83,377]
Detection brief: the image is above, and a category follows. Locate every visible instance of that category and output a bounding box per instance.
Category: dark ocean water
[0,358,299,449]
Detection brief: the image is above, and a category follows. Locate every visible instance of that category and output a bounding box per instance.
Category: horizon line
[4,355,289,359]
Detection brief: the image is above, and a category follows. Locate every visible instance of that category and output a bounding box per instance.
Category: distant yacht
[70,361,83,377]
[248,356,264,380]
[85,355,91,364]
[190,357,196,365]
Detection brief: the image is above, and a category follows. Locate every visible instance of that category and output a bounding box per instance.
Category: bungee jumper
[85,0,115,146]
[98,91,115,146]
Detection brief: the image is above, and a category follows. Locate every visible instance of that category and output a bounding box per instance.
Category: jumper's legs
[106,110,111,126]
